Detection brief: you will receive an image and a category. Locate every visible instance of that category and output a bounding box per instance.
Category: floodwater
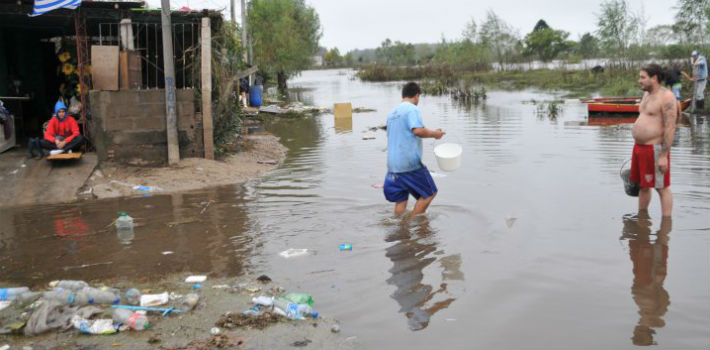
[2,69,709,348]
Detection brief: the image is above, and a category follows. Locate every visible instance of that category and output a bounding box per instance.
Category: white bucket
[434,143,462,171]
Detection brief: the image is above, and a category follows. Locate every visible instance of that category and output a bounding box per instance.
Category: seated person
[40,100,85,154]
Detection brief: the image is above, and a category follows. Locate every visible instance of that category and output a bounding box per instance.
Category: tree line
[320,0,710,69]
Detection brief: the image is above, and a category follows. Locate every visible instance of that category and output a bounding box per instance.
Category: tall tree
[249,0,322,91]
[673,0,710,47]
[596,0,639,61]
[523,20,570,61]
[577,32,600,58]
[478,10,521,68]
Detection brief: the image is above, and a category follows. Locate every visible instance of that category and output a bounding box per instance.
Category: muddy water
[2,69,709,348]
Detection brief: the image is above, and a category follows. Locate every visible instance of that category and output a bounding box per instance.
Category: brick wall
[89,89,204,166]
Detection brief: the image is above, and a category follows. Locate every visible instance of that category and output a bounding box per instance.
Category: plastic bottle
[272,297,318,319]
[115,212,134,230]
[12,291,42,306]
[113,308,150,331]
[0,287,30,301]
[182,293,199,311]
[125,288,141,305]
[283,292,314,306]
[43,288,80,305]
[78,287,120,305]
[48,280,88,291]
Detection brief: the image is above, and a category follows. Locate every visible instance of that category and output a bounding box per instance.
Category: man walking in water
[384,82,445,216]
[631,64,678,217]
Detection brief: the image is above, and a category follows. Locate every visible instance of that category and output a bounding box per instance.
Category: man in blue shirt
[683,50,707,110]
[384,82,445,216]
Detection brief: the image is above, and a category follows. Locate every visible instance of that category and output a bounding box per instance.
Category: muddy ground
[0,274,355,350]
[87,132,286,200]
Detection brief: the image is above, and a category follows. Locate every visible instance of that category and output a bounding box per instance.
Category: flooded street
[2,69,709,348]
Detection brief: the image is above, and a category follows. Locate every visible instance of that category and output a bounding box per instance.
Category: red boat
[581,97,692,115]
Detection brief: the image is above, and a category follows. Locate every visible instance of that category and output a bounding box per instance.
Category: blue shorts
[383,167,438,203]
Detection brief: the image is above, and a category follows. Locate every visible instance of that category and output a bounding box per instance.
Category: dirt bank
[87,134,286,199]
[0,274,355,350]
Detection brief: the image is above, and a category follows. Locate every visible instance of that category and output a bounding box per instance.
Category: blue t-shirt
[386,101,424,173]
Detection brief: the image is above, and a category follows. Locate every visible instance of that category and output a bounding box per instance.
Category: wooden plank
[119,51,129,90]
[47,152,83,161]
[91,46,119,91]
[119,51,142,90]
[201,17,214,160]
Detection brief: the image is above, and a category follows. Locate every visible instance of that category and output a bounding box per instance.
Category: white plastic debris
[140,292,169,307]
[185,275,207,283]
[279,248,309,258]
[162,251,174,255]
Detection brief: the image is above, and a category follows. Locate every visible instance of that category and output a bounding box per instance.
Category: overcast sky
[146,0,680,52]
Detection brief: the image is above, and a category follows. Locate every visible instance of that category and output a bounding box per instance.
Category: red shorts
[630,144,670,189]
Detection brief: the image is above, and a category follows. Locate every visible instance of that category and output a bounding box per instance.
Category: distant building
[312,55,324,66]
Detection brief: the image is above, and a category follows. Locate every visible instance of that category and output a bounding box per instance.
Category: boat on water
[581,96,692,115]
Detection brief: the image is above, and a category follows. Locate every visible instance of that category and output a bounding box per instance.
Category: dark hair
[402,82,421,98]
[641,63,664,83]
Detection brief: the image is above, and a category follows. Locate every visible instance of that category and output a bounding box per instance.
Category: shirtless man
[631,64,678,217]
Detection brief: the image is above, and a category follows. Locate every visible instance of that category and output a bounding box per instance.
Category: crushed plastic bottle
[272,297,318,319]
[113,308,150,331]
[125,288,141,305]
[181,293,199,311]
[71,315,117,335]
[79,287,120,305]
[0,287,29,301]
[283,293,314,306]
[48,280,88,291]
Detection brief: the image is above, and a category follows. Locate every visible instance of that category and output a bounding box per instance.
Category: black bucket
[620,159,640,197]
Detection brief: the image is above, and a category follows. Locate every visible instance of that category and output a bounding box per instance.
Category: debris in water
[292,339,312,347]
[185,275,207,283]
[279,248,310,258]
[505,215,517,228]
[162,251,174,255]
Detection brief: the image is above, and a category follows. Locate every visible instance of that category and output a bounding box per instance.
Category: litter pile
[0,279,200,337]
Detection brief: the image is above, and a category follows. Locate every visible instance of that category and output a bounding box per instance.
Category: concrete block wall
[89,89,204,166]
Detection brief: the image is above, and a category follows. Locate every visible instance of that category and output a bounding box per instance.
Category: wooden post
[201,17,214,160]
[161,0,180,165]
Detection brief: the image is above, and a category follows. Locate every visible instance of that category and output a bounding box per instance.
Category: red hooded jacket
[44,115,80,143]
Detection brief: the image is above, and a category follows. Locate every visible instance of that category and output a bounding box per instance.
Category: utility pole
[161,0,180,165]
[240,0,247,63]
[230,0,235,23]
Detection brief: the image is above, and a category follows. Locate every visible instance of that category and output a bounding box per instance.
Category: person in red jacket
[39,100,85,154]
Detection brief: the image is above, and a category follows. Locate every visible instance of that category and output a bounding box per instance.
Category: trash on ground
[0,344,9,350]
[112,304,183,317]
[71,315,117,335]
[339,243,352,251]
[125,288,141,305]
[279,248,310,258]
[283,292,313,306]
[140,292,169,307]
[113,308,150,330]
[161,251,175,255]
[215,312,280,330]
[331,324,341,333]
[132,185,162,193]
[0,287,30,300]
[185,275,207,283]
[210,327,220,335]
[251,295,274,306]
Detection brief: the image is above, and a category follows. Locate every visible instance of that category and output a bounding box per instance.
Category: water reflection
[620,212,671,346]
[384,216,462,331]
